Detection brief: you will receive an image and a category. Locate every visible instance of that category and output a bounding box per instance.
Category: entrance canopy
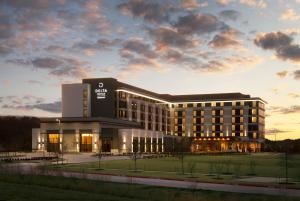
[40,117,142,129]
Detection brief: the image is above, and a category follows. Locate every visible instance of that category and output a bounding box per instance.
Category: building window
[83,89,88,98]
[48,134,59,143]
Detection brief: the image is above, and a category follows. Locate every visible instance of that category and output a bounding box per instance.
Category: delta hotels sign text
[94,82,107,99]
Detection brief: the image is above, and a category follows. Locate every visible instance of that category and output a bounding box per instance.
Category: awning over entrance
[40,117,142,129]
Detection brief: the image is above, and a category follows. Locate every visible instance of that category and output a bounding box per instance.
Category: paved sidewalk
[40,170,300,197]
[2,162,300,197]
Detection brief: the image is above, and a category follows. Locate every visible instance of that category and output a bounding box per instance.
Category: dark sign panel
[82,78,117,118]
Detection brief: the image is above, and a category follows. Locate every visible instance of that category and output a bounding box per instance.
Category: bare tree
[97,140,103,170]
[132,138,139,172]
[187,161,197,178]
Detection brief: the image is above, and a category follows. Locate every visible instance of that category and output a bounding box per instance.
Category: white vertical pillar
[156,135,159,152]
[76,129,80,152]
[151,136,153,153]
[138,135,140,152]
[162,135,164,153]
[59,127,63,152]
[131,130,133,153]
[145,136,147,153]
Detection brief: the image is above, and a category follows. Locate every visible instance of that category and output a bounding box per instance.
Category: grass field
[49,153,300,185]
[0,173,299,201]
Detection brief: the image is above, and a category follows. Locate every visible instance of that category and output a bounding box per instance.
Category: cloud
[117,0,173,24]
[269,105,300,114]
[216,0,232,6]
[58,0,110,34]
[208,29,242,49]
[0,11,15,39]
[0,95,61,113]
[276,44,300,62]
[0,44,13,55]
[120,38,157,59]
[293,70,300,80]
[72,38,121,55]
[148,27,197,50]
[280,9,300,21]
[186,53,261,73]
[254,31,300,62]
[26,80,43,85]
[2,101,61,113]
[276,70,288,78]
[45,45,66,53]
[7,56,93,78]
[288,93,300,98]
[239,0,267,8]
[180,0,208,10]
[174,13,228,35]
[254,32,292,50]
[219,10,242,21]
[265,128,287,134]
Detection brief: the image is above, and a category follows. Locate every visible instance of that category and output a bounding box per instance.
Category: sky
[0,0,300,140]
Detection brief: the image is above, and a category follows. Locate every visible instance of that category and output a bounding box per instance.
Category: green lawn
[50,153,300,185]
[0,173,299,201]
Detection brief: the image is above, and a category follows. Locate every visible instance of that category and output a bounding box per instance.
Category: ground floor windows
[102,137,112,152]
[191,140,261,153]
[47,134,60,152]
[80,134,92,152]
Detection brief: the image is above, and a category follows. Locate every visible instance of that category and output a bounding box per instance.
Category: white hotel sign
[94,82,108,99]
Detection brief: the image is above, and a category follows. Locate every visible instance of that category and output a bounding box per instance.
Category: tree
[187,161,197,178]
[132,137,139,172]
[97,140,103,170]
[176,136,191,175]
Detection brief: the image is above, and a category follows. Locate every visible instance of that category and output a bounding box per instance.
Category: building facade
[32,78,265,153]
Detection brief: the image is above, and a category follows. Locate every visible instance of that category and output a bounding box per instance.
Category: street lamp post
[56,118,62,165]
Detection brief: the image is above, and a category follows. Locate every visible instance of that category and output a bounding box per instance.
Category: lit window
[240,117,244,123]
[220,110,224,115]
[48,134,59,143]
[212,110,216,115]
[232,117,235,123]
[253,132,257,138]
[252,117,257,123]
[240,109,244,115]
[232,110,235,115]
[212,118,215,123]
[221,102,224,106]
[83,89,88,98]
[211,102,216,107]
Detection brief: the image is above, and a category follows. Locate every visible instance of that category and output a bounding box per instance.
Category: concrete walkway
[50,171,300,197]
[11,164,298,198]
[2,160,300,197]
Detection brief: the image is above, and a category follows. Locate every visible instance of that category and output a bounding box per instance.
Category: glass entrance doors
[80,134,92,152]
[47,134,60,152]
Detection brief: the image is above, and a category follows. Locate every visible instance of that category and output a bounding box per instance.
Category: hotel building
[32,78,266,153]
